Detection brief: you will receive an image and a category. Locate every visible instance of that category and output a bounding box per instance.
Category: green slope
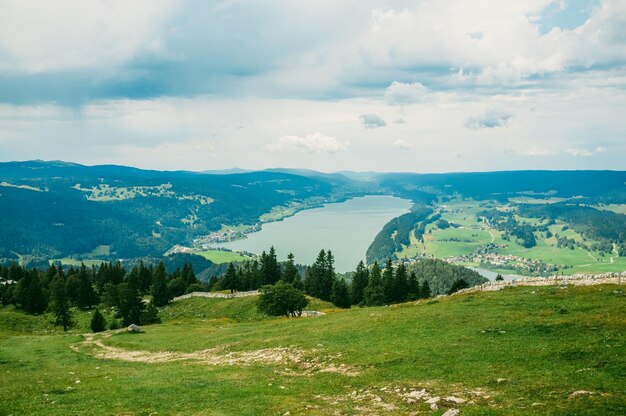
[1,285,625,415]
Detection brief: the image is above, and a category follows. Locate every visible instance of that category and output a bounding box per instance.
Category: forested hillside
[0,161,338,261]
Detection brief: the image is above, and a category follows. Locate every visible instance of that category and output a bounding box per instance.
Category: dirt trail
[71,333,357,376]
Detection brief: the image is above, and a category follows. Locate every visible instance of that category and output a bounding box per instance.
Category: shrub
[90,309,107,333]
[257,281,309,318]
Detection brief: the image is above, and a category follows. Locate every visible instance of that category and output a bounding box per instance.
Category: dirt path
[71,333,357,376]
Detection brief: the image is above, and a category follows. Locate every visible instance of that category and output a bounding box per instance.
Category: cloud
[520,146,555,156]
[384,82,429,106]
[465,111,514,129]
[393,139,415,150]
[359,113,386,129]
[264,132,348,154]
[566,146,607,157]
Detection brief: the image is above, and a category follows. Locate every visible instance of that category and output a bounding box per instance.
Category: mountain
[1,161,625,265]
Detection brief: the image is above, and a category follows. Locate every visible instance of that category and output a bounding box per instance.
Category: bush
[141,302,161,324]
[257,281,309,318]
[448,278,470,295]
[90,309,107,333]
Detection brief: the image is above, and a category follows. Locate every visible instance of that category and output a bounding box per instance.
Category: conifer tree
[283,253,300,286]
[393,262,408,303]
[382,259,395,304]
[407,271,420,301]
[331,278,351,308]
[260,246,281,285]
[222,263,239,293]
[420,279,431,299]
[351,261,369,305]
[363,262,385,306]
[90,308,106,333]
[16,269,47,314]
[50,275,73,330]
[151,261,171,307]
[76,263,97,309]
[117,282,144,326]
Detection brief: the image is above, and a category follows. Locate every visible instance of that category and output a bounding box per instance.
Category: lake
[211,195,411,272]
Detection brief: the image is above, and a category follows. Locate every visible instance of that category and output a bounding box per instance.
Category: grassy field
[405,199,624,275]
[1,285,625,415]
[195,249,250,264]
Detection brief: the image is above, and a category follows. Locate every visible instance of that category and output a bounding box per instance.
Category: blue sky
[0,0,624,172]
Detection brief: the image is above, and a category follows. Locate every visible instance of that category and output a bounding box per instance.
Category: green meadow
[404,199,623,275]
[1,285,625,415]
[195,249,251,264]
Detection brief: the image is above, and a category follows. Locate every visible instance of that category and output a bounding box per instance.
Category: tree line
[214,247,483,309]
[0,261,204,330]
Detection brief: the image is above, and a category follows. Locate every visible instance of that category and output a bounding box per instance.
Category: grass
[407,198,624,275]
[195,249,250,264]
[1,285,625,415]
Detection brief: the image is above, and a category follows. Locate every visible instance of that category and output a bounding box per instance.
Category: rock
[568,390,593,399]
[425,396,440,404]
[127,324,143,333]
[430,403,439,411]
[496,378,507,383]
[444,396,465,404]
[442,410,460,416]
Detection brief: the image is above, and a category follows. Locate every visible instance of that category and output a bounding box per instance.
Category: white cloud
[566,146,607,157]
[359,113,386,129]
[384,81,429,105]
[264,132,348,154]
[393,139,415,150]
[520,146,555,156]
[0,0,174,72]
[465,110,514,129]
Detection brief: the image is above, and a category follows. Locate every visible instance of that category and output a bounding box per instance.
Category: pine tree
[260,246,281,285]
[382,259,395,304]
[304,249,325,298]
[363,262,385,306]
[393,262,408,303]
[304,249,335,301]
[283,253,300,285]
[90,308,106,333]
[222,263,239,293]
[448,278,469,295]
[407,271,420,301]
[331,278,351,308]
[351,261,369,305]
[420,279,431,299]
[16,269,47,315]
[117,283,144,326]
[76,263,97,309]
[139,261,153,293]
[50,275,73,331]
[141,302,161,324]
[151,262,170,307]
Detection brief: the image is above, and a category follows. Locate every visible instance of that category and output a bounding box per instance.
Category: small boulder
[444,396,465,404]
[568,390,593,399]
[127,324,143,333]
[442,409,460,416]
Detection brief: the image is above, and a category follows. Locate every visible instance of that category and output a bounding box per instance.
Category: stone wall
[172,290,259,302]
[453,271,625,296]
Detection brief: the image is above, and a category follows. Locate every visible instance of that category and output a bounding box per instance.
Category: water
[211,195,411,272]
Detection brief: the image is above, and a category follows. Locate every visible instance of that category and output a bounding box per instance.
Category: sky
[0,0,625,173]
